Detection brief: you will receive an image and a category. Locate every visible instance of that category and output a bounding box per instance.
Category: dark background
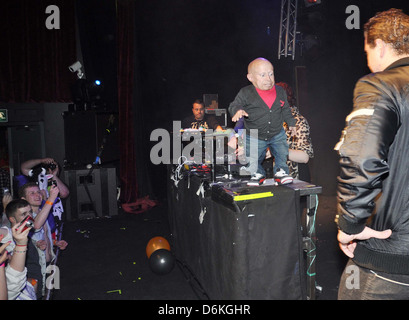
[1,0,408,201]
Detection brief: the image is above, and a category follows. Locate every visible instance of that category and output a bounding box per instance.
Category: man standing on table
[229,57,296,184]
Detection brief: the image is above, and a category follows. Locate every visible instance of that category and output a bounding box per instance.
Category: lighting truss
[278,0,298,60]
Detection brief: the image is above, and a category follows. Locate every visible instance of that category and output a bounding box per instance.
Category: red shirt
[256,86,277,109]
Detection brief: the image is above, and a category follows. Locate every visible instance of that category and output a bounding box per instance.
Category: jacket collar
[385,56,409,71]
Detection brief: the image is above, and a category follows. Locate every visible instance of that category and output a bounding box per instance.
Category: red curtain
[0,0,156,213]
[116,0,157,213]
[0,0,76,102]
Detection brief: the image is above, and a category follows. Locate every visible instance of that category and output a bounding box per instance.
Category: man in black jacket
[336,8,409,299]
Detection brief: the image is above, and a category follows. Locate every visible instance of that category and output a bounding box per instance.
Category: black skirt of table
[167,169,307,300]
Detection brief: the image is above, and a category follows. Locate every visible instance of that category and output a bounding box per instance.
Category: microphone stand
[83,114,115,217]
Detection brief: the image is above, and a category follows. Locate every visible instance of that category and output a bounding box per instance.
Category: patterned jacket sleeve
[294,116,314,158]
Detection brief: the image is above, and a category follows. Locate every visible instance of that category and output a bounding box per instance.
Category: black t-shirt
[26,238,43,297]
[181,114,220,130]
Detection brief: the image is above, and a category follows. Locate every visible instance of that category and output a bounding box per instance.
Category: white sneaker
[251,173,265,181]
[274,169,293,185]
[247,172,266,186]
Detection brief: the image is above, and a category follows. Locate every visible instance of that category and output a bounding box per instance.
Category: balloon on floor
[148,249,175,275]
[146,236,171,258]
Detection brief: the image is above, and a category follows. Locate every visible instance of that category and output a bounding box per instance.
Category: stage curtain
[0,0,76,102]
[116,0,157,213]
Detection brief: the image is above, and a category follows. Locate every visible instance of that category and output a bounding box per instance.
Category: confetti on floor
[106,289,122,295]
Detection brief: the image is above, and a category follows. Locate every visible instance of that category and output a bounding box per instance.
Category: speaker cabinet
[63,111,119,166]
[63,167,118,220]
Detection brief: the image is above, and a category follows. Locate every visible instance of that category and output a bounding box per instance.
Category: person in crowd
[1,194,43,298]
[19,157,69,224]
[19,182,67,298]
[1,191,12,226]
[228,57,296,183]
[182,99,223,132]
[272,82,314,181]
[336,8,409,299]
[0,233,8,300]
[1,199,37,300]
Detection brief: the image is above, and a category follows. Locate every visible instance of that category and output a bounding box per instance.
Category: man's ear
[8,216,16,225]
[247,73,254,83]
[375,38,387,58]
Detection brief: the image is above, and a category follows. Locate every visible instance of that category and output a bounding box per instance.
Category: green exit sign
[0,109,8,122]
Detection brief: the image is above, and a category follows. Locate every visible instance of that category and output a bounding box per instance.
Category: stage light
[70,78,104,109]
[88,79,104,101]
[304,0,321,7]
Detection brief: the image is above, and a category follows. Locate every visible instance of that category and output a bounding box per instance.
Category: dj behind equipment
[170,123,292,187]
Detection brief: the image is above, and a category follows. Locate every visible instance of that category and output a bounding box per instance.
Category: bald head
[247,58,275,91]
[248,58,273,73]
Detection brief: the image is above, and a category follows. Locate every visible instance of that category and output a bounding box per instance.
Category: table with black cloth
[167,168,321,300]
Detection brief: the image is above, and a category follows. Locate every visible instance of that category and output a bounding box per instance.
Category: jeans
[245,128,289,176]
[338,259,409,300]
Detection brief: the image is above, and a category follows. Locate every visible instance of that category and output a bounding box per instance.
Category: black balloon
[148,249,175,275]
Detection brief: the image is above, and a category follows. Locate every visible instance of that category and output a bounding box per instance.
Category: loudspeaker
[63,111,119,166]
[63,167,118,220]
[295,66,308,110]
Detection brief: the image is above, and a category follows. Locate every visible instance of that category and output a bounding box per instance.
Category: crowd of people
[0,158,68,300]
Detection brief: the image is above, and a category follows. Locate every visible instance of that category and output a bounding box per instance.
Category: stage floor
[52,194,346,300]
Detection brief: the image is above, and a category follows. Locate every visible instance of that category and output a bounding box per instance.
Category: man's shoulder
[358,60,409,85]
[234,85,257,102]
[355,69,407,96]
[181,114,195,126]
[275,85,286,95]
[240,85,256,94]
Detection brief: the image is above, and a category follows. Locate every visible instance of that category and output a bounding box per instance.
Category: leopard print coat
[283,106,314,179]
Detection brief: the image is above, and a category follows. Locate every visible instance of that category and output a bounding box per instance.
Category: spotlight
[70,78,104,110]
[68,61,84,79]
[88,79,104,98]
